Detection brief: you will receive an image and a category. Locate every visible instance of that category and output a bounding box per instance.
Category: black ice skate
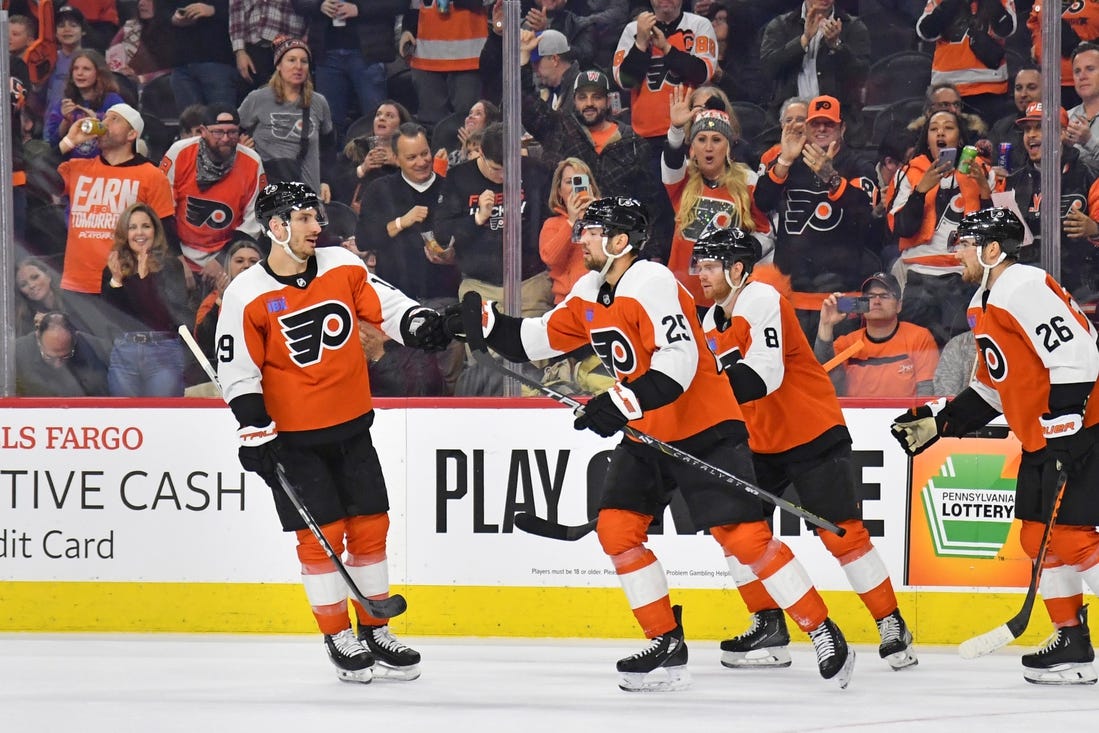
[358,623,422,681]
[720,608,792,669]
[324,628,375,683]
[876,609,918,670]
[616,604,690,692]
[808,617,855,689]
[1022,605,1098,685]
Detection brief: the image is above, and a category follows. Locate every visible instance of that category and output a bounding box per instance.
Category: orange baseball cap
[1016,101,1069,127]
[807,95,842,124]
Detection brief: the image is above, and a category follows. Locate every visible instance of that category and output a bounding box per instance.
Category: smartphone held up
[836,296,870,314]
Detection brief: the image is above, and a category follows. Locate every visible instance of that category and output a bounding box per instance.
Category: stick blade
[367,594,408,619]
[514,512,596,541]
[959,624,1016,659]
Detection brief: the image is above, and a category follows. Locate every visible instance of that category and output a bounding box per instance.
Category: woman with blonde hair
[663,88,771,304]
[540,157,603,303]
[101,202,192,396]
[239,35,334,200]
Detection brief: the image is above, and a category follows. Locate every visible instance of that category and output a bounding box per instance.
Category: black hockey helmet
[255,181,328,229]
[572,196,650,252]
[948,207,1025,256]
[690,226,761,275]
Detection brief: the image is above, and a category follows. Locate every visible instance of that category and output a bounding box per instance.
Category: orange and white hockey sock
[712,521,827,632]
[725,555,779,614]
[816,520,897,620]
[598,509,674,638]
[1021,520,1084,628]
[346,513,393,627]
[296,520,351,635]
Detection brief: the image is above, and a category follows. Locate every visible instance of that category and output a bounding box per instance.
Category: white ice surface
[2,635,1098,732]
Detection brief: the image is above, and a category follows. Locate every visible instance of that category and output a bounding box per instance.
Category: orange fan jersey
[967,264,1099,453]
[833,322,938,398]
[702,280,846,454]
[216,247,425,434]
[520,260,741,443]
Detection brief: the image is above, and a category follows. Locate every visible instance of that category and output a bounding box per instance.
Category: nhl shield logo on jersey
[278,300,354,367]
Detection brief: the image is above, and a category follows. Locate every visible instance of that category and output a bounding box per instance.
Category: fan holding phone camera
[540,158,602,303]
[815,272,939,397]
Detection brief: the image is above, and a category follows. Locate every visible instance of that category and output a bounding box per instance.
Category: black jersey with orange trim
[702,281,848,455]
[215,247,424,434]
[519,260,741,443]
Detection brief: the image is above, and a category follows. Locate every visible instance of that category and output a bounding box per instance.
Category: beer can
[997,142,1012,172]
[79,118,108,136]
[957,145,979,174]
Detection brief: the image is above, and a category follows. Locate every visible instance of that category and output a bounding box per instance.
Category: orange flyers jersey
[702,281,846,454]
[519,260,741,442]
[967,264,1099,453]
[160,137,266,266]
[58,156,175,293]
[612,12,717,138]
[215,247,424,434]
[834,322,939,397]
[1030,2,1099,83]
[410,2,487,72]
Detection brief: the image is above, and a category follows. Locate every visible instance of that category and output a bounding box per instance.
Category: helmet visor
[571,219,605,243]
[947,230,980,252]
[688,254,725,275]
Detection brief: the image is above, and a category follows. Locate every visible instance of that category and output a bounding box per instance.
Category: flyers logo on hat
[814,100,832,111]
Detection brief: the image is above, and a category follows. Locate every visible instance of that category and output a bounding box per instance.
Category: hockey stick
[514,512,598,541]
[177,325,407,619]
[459,296,844,536]
[958,471,1068,659]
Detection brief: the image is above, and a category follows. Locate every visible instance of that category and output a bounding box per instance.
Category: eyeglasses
[207,128,241,139]
[39,345,75,366]
[864,291,896,301]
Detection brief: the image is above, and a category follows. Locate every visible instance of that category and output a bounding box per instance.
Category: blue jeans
[108,334,185,397]
[171,62,239,111]
[315,50,386,142]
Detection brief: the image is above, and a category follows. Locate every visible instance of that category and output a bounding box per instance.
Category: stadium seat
[870,97,926,149]
[729,101,769,146]
[139,74,179,124]
[431,111,464,154]
[861,51,933,123]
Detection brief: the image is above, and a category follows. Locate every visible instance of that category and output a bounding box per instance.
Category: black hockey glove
[441,302,467,342]
[237,421,282,485]
[402,307,452,352]
[890,398,948,457]
[574,383,643,438]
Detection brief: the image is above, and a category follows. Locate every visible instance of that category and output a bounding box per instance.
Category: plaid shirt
[228,0,307,51]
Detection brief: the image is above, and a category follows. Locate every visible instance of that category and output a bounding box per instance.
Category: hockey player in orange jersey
[215,182,457,684]
[691,226,917,672]
[454,197,854,691]
[893,208,1099,685]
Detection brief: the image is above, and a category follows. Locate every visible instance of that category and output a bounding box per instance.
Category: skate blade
[618,665,691,692]
[335,667,374,684]
[883,647,918,671]
[824,649,856,690]
[372,663,421,682]
[1023,662,1098,686]
[720,647,792,669]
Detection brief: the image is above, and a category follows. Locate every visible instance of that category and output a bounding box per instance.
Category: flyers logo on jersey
[185,197,234,229]
[278,300,354,367]
[591,327,637,376]
[783,190,844,234]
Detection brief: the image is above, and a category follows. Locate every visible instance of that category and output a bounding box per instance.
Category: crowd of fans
[5,0,1095,401]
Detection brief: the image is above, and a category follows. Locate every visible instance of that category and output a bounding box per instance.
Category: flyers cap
[807,95,842,123]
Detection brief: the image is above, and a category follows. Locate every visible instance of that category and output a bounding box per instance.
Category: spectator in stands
[886,108,990,346]
[1028,0,1099,111]
[703,0,768,106]
[101,202,191,397]
[435,122,554,318]
[988,67,1041,174]
[754,94,877,337]
[358,122,464,393]
[686,83,755,166]
[359,320,448,397]
[292,0,404,144]
[15,311,110,397]
[166,0,238,109]
[239,35,334,200]
[46,6,89,117]
[346,99,411,198]
[1004,101,1099,301]
[105,0,176,94]
[573,0,629,72]
[57,103,178,337]
[193,238,262,365]
[8,14,36,58]
[524,0,596,68]
[44,49,124,154]
[663,92,771,303]
[529,29,581,113]
[437,99,500,169]
[66,0,120,52]
[1068,42,1099,177]
[904,81,989,144]
[916,0,1016,124]
[229,0,307,93]
[760,0,871,147]
[401,0,487,127]
[816,272,939,397]
[858,0,923,62]
[933,329,976,397]
[159,103,267,292]
[613,0,717,158]
[540,156,600,304]
[15,257,72,337]
[9,57,31,243]
[177,103,206,139]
